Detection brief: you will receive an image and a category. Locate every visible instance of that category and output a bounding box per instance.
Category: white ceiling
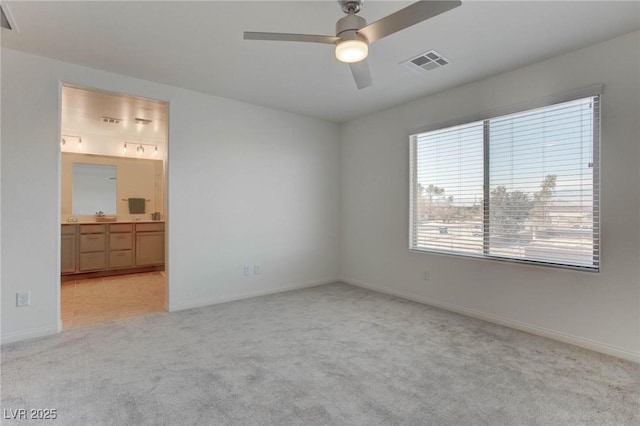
[2,1,639,123]
[61,85,168,146]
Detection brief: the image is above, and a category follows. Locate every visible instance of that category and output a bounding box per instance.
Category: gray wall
[1,48,341,342]
[339,31,640,361]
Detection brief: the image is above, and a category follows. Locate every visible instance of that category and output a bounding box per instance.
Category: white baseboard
[1,324,60,345]
[341,277,640,363]
[169,278,337,312]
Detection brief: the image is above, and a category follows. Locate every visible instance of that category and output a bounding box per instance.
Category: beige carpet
[1,283,638,425]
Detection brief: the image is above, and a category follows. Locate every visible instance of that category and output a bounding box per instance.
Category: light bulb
[154,146,158,156]
[335,39,368,63]
[77,137,83,149]
[137,145,144,155]
[123,143,128,153]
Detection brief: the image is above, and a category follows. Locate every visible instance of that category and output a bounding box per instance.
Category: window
[410,93,600,271]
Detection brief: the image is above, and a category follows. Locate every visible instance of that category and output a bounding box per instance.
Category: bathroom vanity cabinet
[61,221,164,275]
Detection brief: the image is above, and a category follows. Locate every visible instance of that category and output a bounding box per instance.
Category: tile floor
[61,272,166,329]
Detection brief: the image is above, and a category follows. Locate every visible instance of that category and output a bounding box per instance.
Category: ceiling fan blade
[244,32,340,45]
[358,0,462,44]
[349,60,373,90]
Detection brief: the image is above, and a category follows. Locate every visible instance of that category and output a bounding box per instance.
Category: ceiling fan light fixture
[244,0,462,88]
[335,39,368,63]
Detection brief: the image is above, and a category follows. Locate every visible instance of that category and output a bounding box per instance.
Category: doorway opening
[60,84,169,329]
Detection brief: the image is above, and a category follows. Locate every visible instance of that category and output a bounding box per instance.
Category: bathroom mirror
[72,163,117,215]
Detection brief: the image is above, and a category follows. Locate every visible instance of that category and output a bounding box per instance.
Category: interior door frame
[57,81,171,329]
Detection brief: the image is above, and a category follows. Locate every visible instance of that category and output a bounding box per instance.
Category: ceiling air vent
[1,5,15,30]
[101,116,122,124]
[134,117,152,125]
[402,50,450,74]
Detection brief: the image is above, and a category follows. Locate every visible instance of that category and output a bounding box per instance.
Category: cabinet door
[61,235,76,274]
[135,232,165,266]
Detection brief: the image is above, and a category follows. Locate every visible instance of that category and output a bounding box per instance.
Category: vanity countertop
[62,220,165,225]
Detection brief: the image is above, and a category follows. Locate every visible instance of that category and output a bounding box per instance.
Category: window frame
[409,85,602,272]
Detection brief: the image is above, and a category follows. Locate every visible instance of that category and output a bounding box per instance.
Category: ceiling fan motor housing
[336,14,367,42]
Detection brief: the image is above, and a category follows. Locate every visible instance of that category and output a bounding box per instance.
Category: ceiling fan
[244,0,461,89]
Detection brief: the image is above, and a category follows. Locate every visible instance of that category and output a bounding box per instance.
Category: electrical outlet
[254,264,261,275]
[243,265,251,276]
[16,292,31,307]
[423,270,430,281]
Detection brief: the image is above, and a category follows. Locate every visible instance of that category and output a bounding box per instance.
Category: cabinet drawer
[79,252,106,271]
[61,225,77,235]
[109,250,133,269]
[80,224,106,234]
[135,222,165,232]
[110,223,132,233]
[109,233,132,250]
[80,234,106,252]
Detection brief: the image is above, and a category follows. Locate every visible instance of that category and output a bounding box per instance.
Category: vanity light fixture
[124,141,159,157]
[61,134,82,149]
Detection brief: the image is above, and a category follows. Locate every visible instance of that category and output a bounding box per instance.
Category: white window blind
[410,95,600,271]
